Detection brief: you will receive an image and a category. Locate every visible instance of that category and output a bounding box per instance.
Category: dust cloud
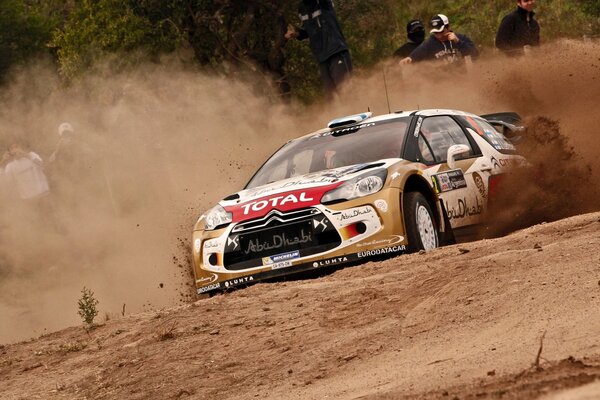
[1,39,599,343]
[0,61,305,343]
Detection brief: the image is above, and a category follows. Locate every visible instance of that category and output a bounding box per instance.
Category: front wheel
[403,192,439,252]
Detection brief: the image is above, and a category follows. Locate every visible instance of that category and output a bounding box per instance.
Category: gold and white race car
[192,109,525,294]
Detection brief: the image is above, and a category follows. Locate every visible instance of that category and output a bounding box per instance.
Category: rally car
[192,109,525,294]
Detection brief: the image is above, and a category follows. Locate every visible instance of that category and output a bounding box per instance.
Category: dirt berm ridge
[2,212,600,399]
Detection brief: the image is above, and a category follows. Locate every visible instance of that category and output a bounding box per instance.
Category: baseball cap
[406,19,424,34]
[58,122,74,137]
[430,14,449,33]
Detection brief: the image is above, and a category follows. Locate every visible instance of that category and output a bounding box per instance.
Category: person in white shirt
[2,143,50,201]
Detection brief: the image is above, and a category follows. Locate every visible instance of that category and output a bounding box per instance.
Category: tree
[0,0,53,81]
[51,0,183,78]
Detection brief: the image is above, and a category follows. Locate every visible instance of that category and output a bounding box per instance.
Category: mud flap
[439,200,456,246]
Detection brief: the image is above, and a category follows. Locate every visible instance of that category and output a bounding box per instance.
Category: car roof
[292,109,481,142]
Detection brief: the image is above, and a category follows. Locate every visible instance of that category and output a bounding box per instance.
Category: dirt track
[2,212,599,399]
[2,40,600,399]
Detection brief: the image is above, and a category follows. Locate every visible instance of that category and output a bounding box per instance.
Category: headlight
[204,204,232,231]
[321,169,387,204]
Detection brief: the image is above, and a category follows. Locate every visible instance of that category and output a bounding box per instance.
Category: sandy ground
[1,211,599,399]
[2,40,600,400]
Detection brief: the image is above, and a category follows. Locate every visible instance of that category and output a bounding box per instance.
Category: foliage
[0,0,54,81]
[51,0,183,78]
[1,0,600,100]
[77,286,99,326]
[582,0,600,16]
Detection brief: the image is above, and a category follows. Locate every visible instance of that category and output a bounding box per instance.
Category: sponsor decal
[490,156,525,169]
[224,276,254,288]
[196,273,219,284]
[203,240,219,249]
[271,261,293,270]
[390,172,401,181]
[194,239,202,252]
[490,156,501,169]
[356,235,404,248]
[317,122,376,137]
[375,199,388,212]
[241,192,314,215]
[498,158,525,168]
[312,256,349,268]
[358,245,406,258]
[432,169,467,193]
[281,177,337,188]
[446,197,483,220]
[198,283,221,294]
[339,207,374,221]
[262,250,300,265]
[472,172,487,199]
[414,117,423,137]
[245,229,312,255]
[227,183,341,221]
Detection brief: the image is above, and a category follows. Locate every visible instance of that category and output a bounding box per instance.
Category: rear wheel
[403,192,439,252]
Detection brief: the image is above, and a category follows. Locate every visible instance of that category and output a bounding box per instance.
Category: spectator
[495,0,540,56]
[400,14,479,65]
[2,142,50,202]
[285,0,352,95]
[48,122,76,164]
[47,122,113,214]
[0,150,10,203]
[394,19,425,59]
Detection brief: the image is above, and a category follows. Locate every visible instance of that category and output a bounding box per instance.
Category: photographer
[400,14,478,65]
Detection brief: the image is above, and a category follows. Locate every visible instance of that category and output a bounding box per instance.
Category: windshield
[246,117,411,189]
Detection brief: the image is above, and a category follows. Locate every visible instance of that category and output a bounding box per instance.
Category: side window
[419,116,475,163]
[468,117,517,154]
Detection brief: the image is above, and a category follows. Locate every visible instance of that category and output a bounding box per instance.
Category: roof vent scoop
[327,112,372,129]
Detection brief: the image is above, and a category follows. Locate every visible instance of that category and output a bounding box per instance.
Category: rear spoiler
[480,112,525,143]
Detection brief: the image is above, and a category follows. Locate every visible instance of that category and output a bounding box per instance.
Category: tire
[403,192,439,252]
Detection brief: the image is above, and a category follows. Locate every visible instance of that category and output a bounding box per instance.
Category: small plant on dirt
[78,287,99,326]
[156,324,177,341]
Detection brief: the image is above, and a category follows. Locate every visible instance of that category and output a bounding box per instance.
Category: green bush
[0,0,54,81]
[2,0,600,100]
[77,287,100,326]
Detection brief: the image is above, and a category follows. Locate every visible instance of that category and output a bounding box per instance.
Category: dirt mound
[1,212,599,399]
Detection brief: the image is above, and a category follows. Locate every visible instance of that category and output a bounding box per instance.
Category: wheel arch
[402,173,442,231]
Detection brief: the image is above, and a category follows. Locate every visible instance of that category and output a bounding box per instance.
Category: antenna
[382,67,391,114]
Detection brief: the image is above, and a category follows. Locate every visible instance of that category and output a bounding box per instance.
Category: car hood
[218,160,396,222]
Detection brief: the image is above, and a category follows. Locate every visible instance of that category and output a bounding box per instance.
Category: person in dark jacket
[495,0,540,56]
[394,19,425,58]
[285,0,352,94]
[400,14,479,65]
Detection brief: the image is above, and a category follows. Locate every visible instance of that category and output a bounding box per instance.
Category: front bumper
[193,188,407,294]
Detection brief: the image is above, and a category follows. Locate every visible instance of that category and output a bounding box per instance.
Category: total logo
[312,256,349,268]
[241,193,314,215]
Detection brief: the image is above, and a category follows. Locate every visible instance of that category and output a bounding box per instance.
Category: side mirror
[447,144,470,169]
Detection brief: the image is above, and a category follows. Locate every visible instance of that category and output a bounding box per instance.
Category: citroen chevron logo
[227,235,240,250]
[313,218,327,232]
